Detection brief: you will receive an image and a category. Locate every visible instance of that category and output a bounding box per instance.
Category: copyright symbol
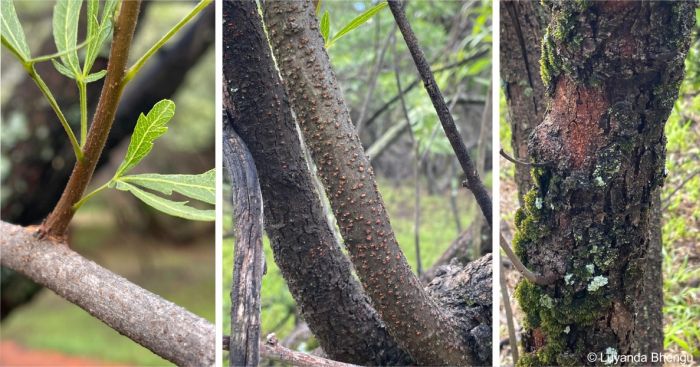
[587,352,597,362]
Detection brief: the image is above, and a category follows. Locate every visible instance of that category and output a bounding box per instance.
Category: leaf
[120,169,215,205]
[320,10,330,43]
[84,0,117,74]
[1,0,32,61]
[115,181,215,221]
[53,0,82,75]
[51,59,75,78]
[326,2,386,49]
[84,69,107,83]
[115,100,176,177]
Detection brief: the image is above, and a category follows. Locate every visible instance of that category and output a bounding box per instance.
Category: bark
[262,2,481,364]
[0,221,215,366]
[500,1,548,204]
[222,1,409,364]
[512,2,694,365]
[224,130,264,366]
[0,5,214,319]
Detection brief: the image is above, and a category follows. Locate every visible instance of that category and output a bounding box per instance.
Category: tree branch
[389,0,492,227]
[41,1,142,237]
[0,221,215,365]
[223,126,265,367]
[223,335,361,367]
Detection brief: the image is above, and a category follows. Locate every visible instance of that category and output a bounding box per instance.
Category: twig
[662,168,700,211]
[224,127,265,367]
[500,148,550,167]
[500,233,554,285]
[389,0,492,226]
[1,221,215,365]
[500,260,519,365]
[40,1,142,237]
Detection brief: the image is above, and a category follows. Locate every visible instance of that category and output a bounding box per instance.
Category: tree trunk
[500,0,547,204]
[262,1,488,365]
[512,2,694,365]
[222,2,409,364]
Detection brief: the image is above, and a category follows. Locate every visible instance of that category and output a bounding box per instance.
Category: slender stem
[26,66,83,161]
[500,233,554,285]
[73,181,110,210]
[78,80,88,147]
[389,0,493,227]
[40,0,142,238]
[123,0,212,85]
[500,260,520,365]
[500,148,550,167]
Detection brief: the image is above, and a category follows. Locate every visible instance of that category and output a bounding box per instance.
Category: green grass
[222,180,477,354]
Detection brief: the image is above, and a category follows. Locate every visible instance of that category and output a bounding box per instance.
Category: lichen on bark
[514,1,695,365]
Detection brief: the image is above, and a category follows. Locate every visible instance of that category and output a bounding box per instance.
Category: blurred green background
[1,1,214,365]
[222,0,492,363]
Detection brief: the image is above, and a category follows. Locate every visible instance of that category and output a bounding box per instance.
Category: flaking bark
[222,1,409,364]
[224,128,264,366]
[0,221,215,366]
[262,1,477,365]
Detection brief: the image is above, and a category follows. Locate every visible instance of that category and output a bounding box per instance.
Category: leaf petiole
[26,34,95,64]
[73,181,110,210]
[123,0,212,85]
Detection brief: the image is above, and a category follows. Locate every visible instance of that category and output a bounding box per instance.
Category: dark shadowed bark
[500,0,547,204]
[512,2,694,365]
[262,1,485,365]
[224,129,264,367]
[222,1,409,364]
[0,221,215,366]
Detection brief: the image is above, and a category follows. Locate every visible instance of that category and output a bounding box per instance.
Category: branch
[389,0,492,227]
[223,126,265,367]
[500,260,519,365]
[0,221,215,365]
[223,335,361,367]
[41,1,142,237]
[500,148,550,167]
[500,233,554,285]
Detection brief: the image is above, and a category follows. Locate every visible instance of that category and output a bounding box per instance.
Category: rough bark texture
[0,221,215,366]
[224,129,264,367]
[512,2,694,366]
[222,1,409,364]
[0,4,214,319]
[262,2,479,365]
[500,0,548,204]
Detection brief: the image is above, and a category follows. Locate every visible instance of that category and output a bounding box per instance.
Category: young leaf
[84,0,117,74]
[115,99,176,177]
[1,0,32,61]
[119,169,215,205]
[115,181,215,221]
[51,59,75,78]
[84,69,107,83]
[326,1,387,49]
[53,0,82,75]
[320,10,330,43]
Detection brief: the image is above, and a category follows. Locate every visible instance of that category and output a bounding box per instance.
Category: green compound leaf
[320,10,330,43]
[326,2,386,49]
[120,169,215,205]
[83,0,117,74]
[115,181,215,221]
[116,99,176,177]
[51,59,75,78]
[53,0,82,75]
[1,0,32,62]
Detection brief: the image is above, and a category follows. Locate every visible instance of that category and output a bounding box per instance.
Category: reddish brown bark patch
[533,77,608,169]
